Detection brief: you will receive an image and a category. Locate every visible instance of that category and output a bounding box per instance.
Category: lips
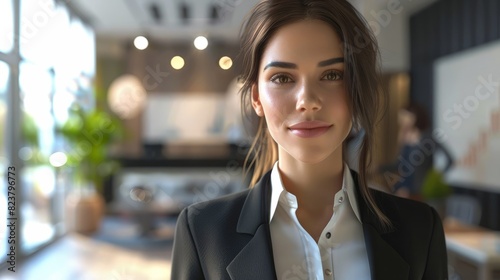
[288,121,332,138]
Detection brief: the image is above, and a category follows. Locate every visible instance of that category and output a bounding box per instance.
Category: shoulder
[368,189,448,277]
[350,169,438,228]
[371,188,431,212]
[180,188,251,228]
[174,188,255,259]
[180,170,271,228]
[370,189,441,234]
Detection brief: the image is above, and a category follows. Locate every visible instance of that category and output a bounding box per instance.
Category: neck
[277,148,344,210]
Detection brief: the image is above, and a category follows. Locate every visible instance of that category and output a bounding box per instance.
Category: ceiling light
[219,56,233,70]
[134,36,149,50]
[194,36,208,50]
[108,75,147,119]
[171,56,185,70]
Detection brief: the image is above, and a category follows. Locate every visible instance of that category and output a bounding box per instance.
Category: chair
[445,195,483,280]
[445,194,482,226]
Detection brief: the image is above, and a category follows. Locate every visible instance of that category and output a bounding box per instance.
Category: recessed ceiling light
[194,36,208,50]
[171,56,185,70]
[219,56,233,70]
[134,36,149,50]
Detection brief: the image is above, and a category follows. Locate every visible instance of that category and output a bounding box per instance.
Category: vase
[65,189,105,234]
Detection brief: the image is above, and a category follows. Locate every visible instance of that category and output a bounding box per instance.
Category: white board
[434,39,500,192]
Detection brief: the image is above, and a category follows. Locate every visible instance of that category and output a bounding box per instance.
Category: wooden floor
[0,217,174,280]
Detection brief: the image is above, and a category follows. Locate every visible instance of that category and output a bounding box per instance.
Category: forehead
[261,19,343,64]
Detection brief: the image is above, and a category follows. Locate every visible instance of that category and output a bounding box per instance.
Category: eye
[321,70,343,81]
[270,74,293,84]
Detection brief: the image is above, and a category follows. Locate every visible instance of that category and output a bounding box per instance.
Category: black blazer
[171,169,448,280]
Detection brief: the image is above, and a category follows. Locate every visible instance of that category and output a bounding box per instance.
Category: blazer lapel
[362,224,410,280]
[226,171,277,280]
[351,170,410,280]
[227,225,277,280]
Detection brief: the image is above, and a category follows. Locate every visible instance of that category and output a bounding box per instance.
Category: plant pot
[65,191,105,234]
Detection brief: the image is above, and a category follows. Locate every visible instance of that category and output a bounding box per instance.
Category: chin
[286,147,338,165]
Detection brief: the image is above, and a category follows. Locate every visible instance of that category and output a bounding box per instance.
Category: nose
[296,83,322,112]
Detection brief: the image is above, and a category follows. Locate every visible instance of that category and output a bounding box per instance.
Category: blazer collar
[350,169,392,234]
[236,170,272,234]
[229,169,409,280]
[351,169,410,280]
[228,171,277,280]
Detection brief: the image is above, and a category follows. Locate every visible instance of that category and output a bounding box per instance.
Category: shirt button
[338,196,344,203]
[325,269,332,276]
[326,232,331,239]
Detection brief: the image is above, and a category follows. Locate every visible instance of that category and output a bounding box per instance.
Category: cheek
[259,86,290,124]
[328,90,351,118]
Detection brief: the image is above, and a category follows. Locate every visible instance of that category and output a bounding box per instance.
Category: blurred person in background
[380,102,454,200]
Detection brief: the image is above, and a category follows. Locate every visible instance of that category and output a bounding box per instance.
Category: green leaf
[421,169,452,199]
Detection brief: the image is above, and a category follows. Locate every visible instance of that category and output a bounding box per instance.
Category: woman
[171,0,448,279]
[381,103,454,200]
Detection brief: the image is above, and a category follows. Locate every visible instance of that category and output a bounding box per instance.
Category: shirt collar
[269,161,362,223]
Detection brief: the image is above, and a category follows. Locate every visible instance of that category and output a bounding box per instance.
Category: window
[0,60,10,262]
[19,62,57,253]
[0,0,14,53]
[20,0,70,68]
[0,0,97,259]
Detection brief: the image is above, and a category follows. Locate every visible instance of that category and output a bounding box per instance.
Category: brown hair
[404,102,431,132]
[239,0,391,227]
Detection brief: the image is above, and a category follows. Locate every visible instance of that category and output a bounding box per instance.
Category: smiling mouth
[288,125,332,138]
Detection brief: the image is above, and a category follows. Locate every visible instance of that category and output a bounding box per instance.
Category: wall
[96,39,242,156]
[352,0,438,72]
[126,40,241,93]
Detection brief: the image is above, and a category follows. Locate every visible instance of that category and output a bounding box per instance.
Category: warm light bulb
[134,36,149,50]
[219,56,233,70]
[108,75,147,119]
[194,36,208,50]
[171,56,185,70]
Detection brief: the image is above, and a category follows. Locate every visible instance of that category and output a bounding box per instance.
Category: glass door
[0,59,11,264]
[0,0,14,265]
[18,62,57,254]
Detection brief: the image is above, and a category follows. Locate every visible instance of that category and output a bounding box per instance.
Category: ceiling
[69,0,437,43]
[69,0,260,43]
[69,0,438,65]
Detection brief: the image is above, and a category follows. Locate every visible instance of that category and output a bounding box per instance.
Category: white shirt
[269,161,371,280]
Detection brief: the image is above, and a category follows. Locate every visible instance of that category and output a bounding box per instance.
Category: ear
[251,83,264,117]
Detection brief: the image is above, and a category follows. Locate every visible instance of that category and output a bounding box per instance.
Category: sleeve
[170,207,205,280]
[434,138,455,173]
[423,206,449,280]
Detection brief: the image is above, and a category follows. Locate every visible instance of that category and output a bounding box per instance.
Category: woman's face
[252,19,352,164]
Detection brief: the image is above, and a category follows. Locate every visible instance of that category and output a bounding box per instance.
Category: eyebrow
[263,57,344,71]
[263,61,297,71]
[318,57,344,67]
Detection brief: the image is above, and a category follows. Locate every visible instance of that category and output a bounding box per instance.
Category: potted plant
[57,104,123,234]
[421,168,452,220]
